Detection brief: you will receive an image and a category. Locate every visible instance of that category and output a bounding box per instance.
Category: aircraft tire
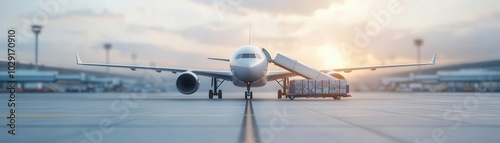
[209,90,213,99]
[218,90,222,99]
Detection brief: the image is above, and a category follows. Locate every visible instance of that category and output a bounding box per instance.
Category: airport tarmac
[1,92,500,143]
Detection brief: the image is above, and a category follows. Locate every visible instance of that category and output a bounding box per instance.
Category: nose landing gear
[244,82,253,100]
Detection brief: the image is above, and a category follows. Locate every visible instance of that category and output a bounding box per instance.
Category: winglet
[430,54,436,64]
[76,53,82,64]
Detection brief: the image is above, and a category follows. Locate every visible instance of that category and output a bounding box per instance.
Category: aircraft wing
[323,54,436,73]
[266,54,436,80]
[75,54,233,80]
[266,71,298,81]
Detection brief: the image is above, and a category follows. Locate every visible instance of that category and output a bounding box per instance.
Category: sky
[1,0,499,81]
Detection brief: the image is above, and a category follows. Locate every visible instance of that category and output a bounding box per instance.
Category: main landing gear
[209,78,225,99]
[244,82,253,100]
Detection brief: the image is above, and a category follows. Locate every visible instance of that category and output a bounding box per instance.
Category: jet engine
[176,72,200,94]
[326,71,346,79]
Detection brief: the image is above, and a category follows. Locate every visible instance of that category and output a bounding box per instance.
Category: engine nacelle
[326,71,346,79]
[175,72,200,94]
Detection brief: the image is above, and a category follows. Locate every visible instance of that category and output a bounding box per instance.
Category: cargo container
[286,79,351,100]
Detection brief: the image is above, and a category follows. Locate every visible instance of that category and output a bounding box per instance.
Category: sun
[316,44,348,69]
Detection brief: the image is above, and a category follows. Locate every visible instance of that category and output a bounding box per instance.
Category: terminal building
[381,69,500,92]
[0,69,129,92]
[380,58,500,92]
[0,61,157,92]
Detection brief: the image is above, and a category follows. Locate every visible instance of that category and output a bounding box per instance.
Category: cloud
[238,0,343,15]
[193,0,343,16]
[53,9,122,19]
[48,9,125,24]
[445,11,500,37]
[169,25,246,47]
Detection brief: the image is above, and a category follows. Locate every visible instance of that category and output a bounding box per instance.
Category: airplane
[75,34,436,100]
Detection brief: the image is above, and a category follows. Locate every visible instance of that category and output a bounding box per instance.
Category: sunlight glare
[316,44,348,69]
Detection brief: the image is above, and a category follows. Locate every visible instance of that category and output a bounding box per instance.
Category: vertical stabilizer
[249,24,252,45]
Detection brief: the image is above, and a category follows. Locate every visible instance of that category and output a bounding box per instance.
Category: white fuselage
[229,45,269,87]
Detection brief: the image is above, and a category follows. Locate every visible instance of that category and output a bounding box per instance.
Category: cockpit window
[242,53,255,58]
[236,53,261,59]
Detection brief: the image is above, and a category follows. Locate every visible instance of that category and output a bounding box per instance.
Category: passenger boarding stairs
[273,53,337,80]
[269,53,349,99]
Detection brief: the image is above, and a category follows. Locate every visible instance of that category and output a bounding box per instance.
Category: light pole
[104,43,112,77]
[131,53,137,65]
[32,25,42,71]
[414,39,423,74]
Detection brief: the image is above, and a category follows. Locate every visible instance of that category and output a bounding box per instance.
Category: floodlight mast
[32,25,43,70]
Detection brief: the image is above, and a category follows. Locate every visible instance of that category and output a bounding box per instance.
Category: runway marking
[239,100,261,143]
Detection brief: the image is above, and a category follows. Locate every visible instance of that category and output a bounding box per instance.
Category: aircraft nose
[232,61,264,82]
